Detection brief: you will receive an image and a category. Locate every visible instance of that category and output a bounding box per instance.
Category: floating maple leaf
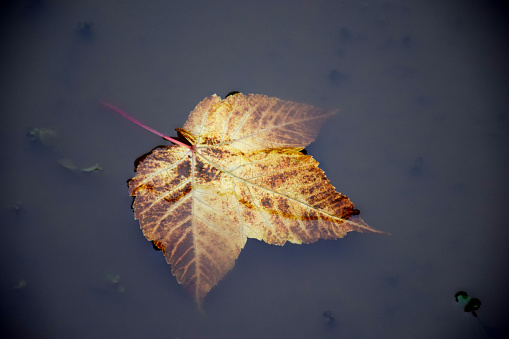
[105,93,383,309]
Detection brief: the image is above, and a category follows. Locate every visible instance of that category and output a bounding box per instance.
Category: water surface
[1,1,508,338]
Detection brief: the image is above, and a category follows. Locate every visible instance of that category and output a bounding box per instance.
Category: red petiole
[102,102,191,149]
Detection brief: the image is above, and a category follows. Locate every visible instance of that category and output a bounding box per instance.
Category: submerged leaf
[27,127,58,148]
[59,158,102,172]
[127,93,383,307]
[59,158,78,170]
[81,163,102,172]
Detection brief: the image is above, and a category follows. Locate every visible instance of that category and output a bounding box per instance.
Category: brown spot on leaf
[261,197,273,208]
[163,183,192,203]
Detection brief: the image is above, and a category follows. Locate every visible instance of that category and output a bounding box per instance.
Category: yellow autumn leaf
[126,93,383,308]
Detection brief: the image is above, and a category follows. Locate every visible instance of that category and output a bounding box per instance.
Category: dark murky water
[1,1,508,338]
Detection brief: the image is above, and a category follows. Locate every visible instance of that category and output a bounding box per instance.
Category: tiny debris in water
[323,310,335,324]
[14,279,27,290]
[106,274,126,293]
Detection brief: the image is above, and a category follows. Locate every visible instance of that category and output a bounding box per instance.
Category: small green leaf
[456,294,471,307]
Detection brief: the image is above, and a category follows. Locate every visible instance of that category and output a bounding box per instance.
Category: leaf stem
[102,102,191,149]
